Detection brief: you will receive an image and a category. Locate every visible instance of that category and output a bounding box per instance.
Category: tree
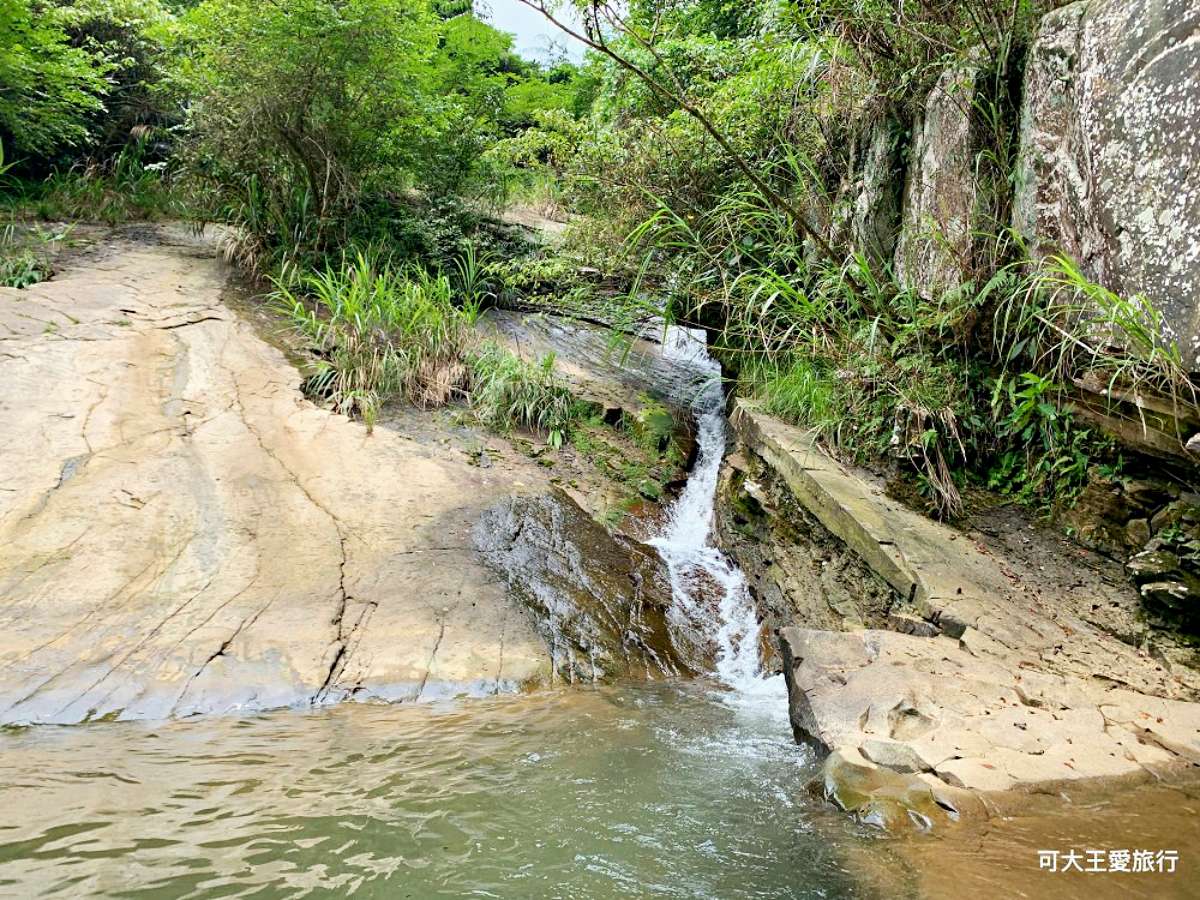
[515,0,839,262]
[172,0,444,244]
[0,0,110,157]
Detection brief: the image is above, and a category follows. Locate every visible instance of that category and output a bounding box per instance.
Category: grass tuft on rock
[273,251,587,441]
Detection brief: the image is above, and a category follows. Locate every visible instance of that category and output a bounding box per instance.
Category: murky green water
[0,681,897,898]
[3,680,1198,899]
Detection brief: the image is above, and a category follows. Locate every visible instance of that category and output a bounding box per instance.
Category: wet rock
[482,308,706,460]
[473,490,701,682]
[1125,517,1152,548]
[1140,580,1199,613]
[1059,468,1175,558]
[1014,0,1200,366]
[817,748,973,832]
[1152,498,1200,536]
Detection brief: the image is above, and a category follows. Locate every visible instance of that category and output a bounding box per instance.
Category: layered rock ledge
[728,400,1200,825]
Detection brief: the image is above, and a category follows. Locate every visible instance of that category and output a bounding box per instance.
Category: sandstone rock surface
[731,400,1200,816]
[0,227,558,724]
[1014,0,1200,365]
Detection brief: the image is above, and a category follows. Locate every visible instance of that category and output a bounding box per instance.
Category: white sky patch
[481,0,586,64]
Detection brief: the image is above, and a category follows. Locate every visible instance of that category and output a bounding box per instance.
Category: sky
[482,0,586,63]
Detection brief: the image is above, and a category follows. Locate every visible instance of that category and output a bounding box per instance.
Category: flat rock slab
[0,227,553,725]
[732,400,1200,810]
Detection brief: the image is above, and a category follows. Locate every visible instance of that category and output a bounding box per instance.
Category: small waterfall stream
[650,327,781,697]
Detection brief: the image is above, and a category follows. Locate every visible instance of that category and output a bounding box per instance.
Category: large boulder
[1014,0,1200,366]
[895,64,984,298]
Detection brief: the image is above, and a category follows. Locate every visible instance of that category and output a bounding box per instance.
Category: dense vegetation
[3,0,1194,523]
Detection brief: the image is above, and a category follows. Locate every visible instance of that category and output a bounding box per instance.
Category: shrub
[0,0,110,157]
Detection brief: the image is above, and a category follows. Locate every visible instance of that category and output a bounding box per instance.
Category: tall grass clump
[468,342,583,449]
[273,253,473,429]
[1,136,184,225]
[0,223,69,288]
[273,251,586,441]
[995,253,1199,419]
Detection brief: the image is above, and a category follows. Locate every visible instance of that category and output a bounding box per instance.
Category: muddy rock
[474,490,701,682]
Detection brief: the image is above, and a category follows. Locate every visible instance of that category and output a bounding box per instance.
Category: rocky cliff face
[894,63,984,299]
[1014,0,1200,364]
[885,0,1200,363]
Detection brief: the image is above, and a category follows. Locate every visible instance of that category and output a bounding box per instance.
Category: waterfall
[650,326,778,696]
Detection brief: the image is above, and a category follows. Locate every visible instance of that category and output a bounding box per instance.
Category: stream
[2,328,1199,898]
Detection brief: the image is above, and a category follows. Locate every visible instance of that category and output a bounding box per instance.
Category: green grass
[273,250,589,442]
[0,137,186,226]
[467,342,584,449]
[0,223,68,288]
[0,250,46,288]
[273,252,474,430]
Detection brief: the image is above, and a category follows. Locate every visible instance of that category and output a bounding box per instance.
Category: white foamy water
[651,327,784,702]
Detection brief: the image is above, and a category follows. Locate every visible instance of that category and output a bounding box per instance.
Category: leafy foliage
[0,0,110,156]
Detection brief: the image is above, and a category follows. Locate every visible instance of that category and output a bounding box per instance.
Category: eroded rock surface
[0,227,554,724]
[895,63,982,298]
[1015,0,1200,365]
[729,400,1200,819]
[474,490,702,682]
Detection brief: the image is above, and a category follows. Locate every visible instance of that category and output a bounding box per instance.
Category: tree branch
[514,0,842,265]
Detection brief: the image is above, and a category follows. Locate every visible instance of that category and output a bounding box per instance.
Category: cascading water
[651,327,782,698]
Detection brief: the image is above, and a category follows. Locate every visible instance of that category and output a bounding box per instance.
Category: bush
[0,0,110,157]
[172,0,448,264]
